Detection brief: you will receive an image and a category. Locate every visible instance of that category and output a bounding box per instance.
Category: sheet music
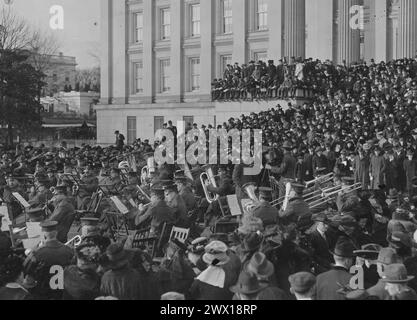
[0,206,11,232]
[22,237,42,250]
[227,195,243,216]
[12,193,31,209]
[26,222,42,239]
[110,196,130,215]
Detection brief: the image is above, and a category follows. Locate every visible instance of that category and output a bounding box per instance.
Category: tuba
[200,165,219,203]
[243,182,260,205]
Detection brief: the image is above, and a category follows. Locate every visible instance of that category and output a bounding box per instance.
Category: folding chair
[169,226,190,244]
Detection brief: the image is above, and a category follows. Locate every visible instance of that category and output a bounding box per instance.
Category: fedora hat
[230,272,268,295]
[353,243,382,260]
[389,232,413,249]
[382,264,414,284]
[312,212,331,224]
[245,252,274,278]
[377,248,400,265]
[202,241,230,266]
[289,272,316,294]
[331,238,356,258]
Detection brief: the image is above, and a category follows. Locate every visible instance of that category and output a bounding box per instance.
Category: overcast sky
[1,0,100,69]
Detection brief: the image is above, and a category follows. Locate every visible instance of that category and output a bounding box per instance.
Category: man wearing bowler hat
[289,272,316,300]
[308,213,333,274]
[367,247,401,300]
[315,237,355,300]
[382,264,417,300]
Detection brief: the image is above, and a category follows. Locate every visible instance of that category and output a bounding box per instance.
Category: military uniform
[48,195,76,243]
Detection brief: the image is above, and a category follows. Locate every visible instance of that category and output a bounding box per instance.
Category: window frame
[160,59,171,93]
[154,116,165,134]
[127,116,137,145]
[221,0,233,34]
[255,0,268,31]
[190,4,201,37]
[160,8,171,40]
[133,61,144,94]
[134,12,144,43]
[189,57,201,92]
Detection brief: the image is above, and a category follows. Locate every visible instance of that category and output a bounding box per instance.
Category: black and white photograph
[1,0,417,305]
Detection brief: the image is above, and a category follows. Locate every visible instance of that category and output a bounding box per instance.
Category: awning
[42,123,96,128]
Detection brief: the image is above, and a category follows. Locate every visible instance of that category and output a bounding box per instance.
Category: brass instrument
[137,185,151,202]
[309,182,362,209]
[65,235,82,248]
[243,182,260,204]
[140,156,156,185]
[200,165,219,203]
[305,172,334,188]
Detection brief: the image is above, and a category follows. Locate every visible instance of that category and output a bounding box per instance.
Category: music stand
[12,192,31,225]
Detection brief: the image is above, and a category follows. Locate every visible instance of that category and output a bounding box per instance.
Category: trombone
[305,172,335,188]
[309,182,362,209]
[200,165,219,203]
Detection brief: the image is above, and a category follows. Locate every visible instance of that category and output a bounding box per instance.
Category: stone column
[283,0,306,59]
[112,0,128,104]
[306,0,334,61]
[143,0,154,103]
[100,0,112,104]
[398,0,417,58]
[337,0,361,65]
[267,0,283,61]
[170,0,184,102]
[374,0,388,62]
[200,0,214,101]
[232,0,247,64]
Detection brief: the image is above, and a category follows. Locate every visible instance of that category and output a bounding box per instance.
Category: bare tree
[0,6,33,51]
[28,28,61,74]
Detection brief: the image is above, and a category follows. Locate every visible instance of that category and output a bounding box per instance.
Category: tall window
[160,59,171,93]
[127,117,137,144]
[222,0,233,34]
[154,116,165,134]
[183,116,194,131]
[191,4,201,37]
[161,8,171,40]
[134,61,143,94]
[220,55,232,78]
[190,58,201,91]
[256,0,268,31]
[135,12,143,42]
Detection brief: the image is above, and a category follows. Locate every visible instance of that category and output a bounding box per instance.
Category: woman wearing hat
[100,244,145,300]
[156,239,195,299]
[189,241,238,300]
[63,243,101,300]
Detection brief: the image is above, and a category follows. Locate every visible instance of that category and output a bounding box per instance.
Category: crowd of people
[211,57,310,101]
[1,56,417,300]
